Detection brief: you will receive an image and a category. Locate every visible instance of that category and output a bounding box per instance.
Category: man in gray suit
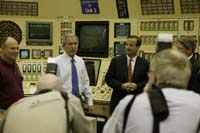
[2,74,95,133]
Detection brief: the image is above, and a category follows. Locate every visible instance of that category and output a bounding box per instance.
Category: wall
[0,0,200,91]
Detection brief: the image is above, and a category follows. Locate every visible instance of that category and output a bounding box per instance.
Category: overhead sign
[80,0,100,14]
[116,0,129,18]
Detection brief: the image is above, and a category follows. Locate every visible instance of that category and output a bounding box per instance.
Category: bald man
[36,73,62,92]
[2,74,95,133]
[0,37,24,117]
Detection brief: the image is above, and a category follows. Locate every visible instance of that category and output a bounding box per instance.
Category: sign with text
[80,0,100,14]
[116,0,129,18]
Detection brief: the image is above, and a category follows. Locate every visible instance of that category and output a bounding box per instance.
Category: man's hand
[122,83,137,92]
[128,83,137,91]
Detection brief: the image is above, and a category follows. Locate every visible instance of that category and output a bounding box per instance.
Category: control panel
[92,86,112,102]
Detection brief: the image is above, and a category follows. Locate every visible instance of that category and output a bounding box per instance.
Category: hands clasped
[122,82,137,92]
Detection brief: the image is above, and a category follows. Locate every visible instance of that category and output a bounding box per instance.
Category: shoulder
[136,56,149,62]
[56,54,65,62]
[117,93,148,109]
[75,55,83,61]
[8,92,64,111]
[56,53,65,58]
[112,93,149,119]
[163,88,200,105]
[136,56,149,66]
[74,55,85,64]
[111,55,127,62]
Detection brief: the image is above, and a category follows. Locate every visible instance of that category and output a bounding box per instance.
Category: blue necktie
[71,59,80,96]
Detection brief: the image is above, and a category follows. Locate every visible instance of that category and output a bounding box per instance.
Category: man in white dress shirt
[103,49,200,133]
[56,34,93,112]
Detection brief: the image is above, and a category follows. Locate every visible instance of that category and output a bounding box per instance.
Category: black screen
[26,22,52,45]
[76,21,109,57]
[84,59,101,86]
[28,24,50,39]
[114,42,126,56]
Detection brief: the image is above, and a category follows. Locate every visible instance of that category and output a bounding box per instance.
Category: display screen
[114,42,126,56]
[75,21,109,58]
[83,59,101,86]
[114,23,130,38]
[43,49,53,59]
[19,49,30,59]
[32,49,42,59]
[26,21,53,45]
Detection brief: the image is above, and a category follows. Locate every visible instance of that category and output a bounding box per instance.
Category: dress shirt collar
[64,52,77,62]
[127,55,137,62]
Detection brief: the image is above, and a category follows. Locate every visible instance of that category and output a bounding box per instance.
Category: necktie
[71,59,80,96]
[128,58,132,82]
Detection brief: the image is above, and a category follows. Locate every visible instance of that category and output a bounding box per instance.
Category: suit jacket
[105,55,149,114]
[188,55,200,94]
[2,92,95,133]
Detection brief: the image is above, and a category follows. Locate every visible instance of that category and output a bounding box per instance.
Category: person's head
[156,33,173,53]
[63,34,79,58]
[126,35,141,58]
[176,36,197,57]
[36,74,62,93]
[0,36,19,64]
[150,49,191,89]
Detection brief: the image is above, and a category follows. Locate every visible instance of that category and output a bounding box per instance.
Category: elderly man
[103,49,200,133]
[176,36,200,94]
[2,74,95,133]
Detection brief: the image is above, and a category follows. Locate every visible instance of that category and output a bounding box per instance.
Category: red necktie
[128,58,132,82]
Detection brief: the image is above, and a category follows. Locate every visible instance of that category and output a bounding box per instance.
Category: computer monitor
[19,49,30,59]
[75,21,109,58]
[114,41,126,56]
[26,21,53,45]
[83,59,101,86]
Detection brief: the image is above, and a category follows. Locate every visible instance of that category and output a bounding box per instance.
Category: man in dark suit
[105,35,149,114]
[176,36,200,94]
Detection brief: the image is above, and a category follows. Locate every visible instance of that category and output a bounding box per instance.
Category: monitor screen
[114,42,126,56]
[43,49,53,59]
[114,23,130,38]
[19,49,30,59]
[26,21,53,45]
[32,49,42,59]
[83,59,101,86]
[75,21,109,58]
